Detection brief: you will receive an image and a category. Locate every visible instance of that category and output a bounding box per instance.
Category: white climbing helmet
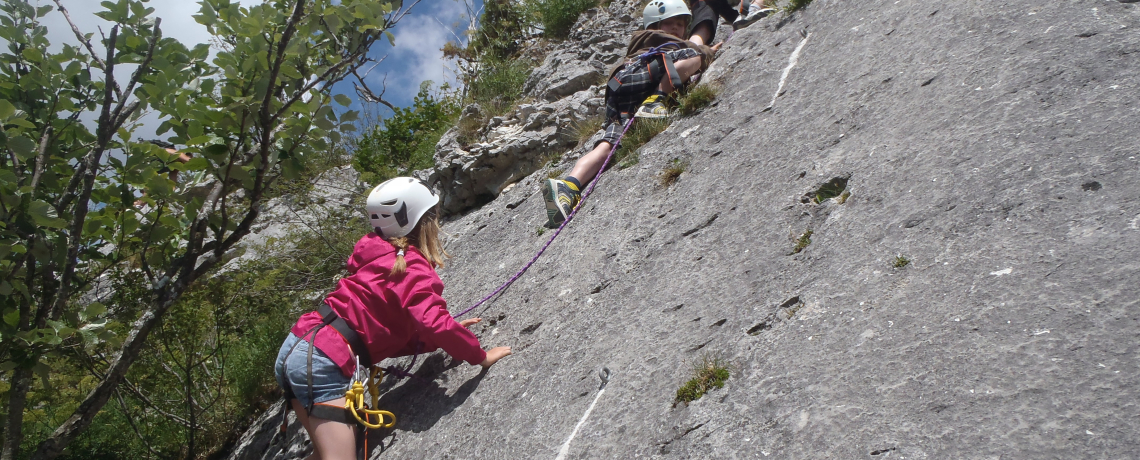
[366,177,439,238]
[642,0,691,29]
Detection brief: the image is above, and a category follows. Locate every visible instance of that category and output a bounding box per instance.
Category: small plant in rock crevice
[811,176,849,203]
[572,115,605,148]
[659,158,688,187]
[615,118,671,168]
[792,229,813,254]
[781,0,813,14]
[676,83,720,116]
[837,190,851,204]
[674,355,731,406]
[892,255,910,268]
[536,227,546,236]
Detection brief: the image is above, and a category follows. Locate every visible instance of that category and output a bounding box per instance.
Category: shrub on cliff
[352,83,459,185]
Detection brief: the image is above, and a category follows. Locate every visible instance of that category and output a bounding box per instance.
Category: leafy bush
[352,83,459,185]
[466,58,534,115]
[533,0,599,39]
[467,0,532,61]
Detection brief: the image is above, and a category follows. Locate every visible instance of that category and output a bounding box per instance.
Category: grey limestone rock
[427,87,604,214]
[231,0,1140,458]
[522,3,639,102]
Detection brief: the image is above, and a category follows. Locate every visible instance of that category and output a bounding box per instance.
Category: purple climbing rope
[454,117,638,318]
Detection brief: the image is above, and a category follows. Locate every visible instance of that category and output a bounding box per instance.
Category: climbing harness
[607,42,686,97]
[275,303,397,441]
[345,367,397,429]
[454,116,637,318]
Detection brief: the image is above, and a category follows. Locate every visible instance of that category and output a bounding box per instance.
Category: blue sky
[39,0,482,138]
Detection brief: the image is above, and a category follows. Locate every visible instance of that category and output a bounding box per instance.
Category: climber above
[686,0,776,46]
[274,177,511,460]
[542,0,717,227]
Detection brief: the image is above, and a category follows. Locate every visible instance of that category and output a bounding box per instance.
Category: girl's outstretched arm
[481,346,512,368]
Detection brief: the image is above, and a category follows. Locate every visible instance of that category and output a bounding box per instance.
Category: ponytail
[384,207,448,277]
[388,236,410,276]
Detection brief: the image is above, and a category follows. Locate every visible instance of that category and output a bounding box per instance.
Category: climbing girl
[274,177,512,460]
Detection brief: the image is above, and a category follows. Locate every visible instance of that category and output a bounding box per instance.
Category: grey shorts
[274,333,352,407]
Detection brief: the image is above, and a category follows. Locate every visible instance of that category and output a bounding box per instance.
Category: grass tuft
[792,229,813,254]
[614,118,670,168]
[536,227,546,237]
[837,190,851,204]
[812,177,848,203]
[782,0,813,14]
[456,114,484,145]
[571,115,605,148]
[892,255,910,268]
[676,84,720,117]
[659,158,688,187]
[675,356,731,405]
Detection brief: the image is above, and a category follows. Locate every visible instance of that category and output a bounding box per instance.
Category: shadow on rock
[366,354,488,455]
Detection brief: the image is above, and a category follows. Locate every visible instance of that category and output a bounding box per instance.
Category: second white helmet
[643,0,691,29]
[366,177,439,238]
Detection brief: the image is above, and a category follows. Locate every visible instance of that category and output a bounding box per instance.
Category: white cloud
[363,0,470,100]
[42,0,262,54]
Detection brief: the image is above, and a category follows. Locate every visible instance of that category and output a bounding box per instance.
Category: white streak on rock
[765,33,812,111]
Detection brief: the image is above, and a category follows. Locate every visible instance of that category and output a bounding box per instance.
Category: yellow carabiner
[345,381,397,429]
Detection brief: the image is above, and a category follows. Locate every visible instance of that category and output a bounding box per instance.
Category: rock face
[425,87,607,214]
[229,0,1140,458]
[523,7,636,102]
[223,165,365,269]
[424,2,640,215]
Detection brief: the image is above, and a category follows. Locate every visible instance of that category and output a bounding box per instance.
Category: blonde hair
[386,207,449,276]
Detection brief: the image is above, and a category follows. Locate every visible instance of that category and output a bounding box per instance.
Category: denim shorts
[274,333,352,407]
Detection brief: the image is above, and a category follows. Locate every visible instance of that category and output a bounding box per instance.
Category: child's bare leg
[291,397,357,460]
[657,55,704,94]
[568,141,615,185]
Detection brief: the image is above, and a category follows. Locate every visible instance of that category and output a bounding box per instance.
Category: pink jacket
[291,233,487,376]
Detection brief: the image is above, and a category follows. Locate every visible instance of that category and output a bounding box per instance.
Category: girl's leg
[291,397,356,460]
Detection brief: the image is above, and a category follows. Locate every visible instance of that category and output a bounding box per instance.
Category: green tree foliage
[351,83,458,185]
[0,0,419,458]
[468,0,530,61]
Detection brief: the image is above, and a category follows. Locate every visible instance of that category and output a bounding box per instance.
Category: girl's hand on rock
[480,346,512,369]
[460,318,482,329]
[711,42,723,52]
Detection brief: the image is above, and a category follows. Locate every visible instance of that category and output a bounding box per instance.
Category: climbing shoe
[733,6,775,30]
[542,178,581,227]
[634,93,670,119]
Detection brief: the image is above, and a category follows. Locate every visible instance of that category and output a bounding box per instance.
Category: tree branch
[108,19,160,128]
[48,24,120,322]
[51,0,122,100]
[29,125,53,193]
